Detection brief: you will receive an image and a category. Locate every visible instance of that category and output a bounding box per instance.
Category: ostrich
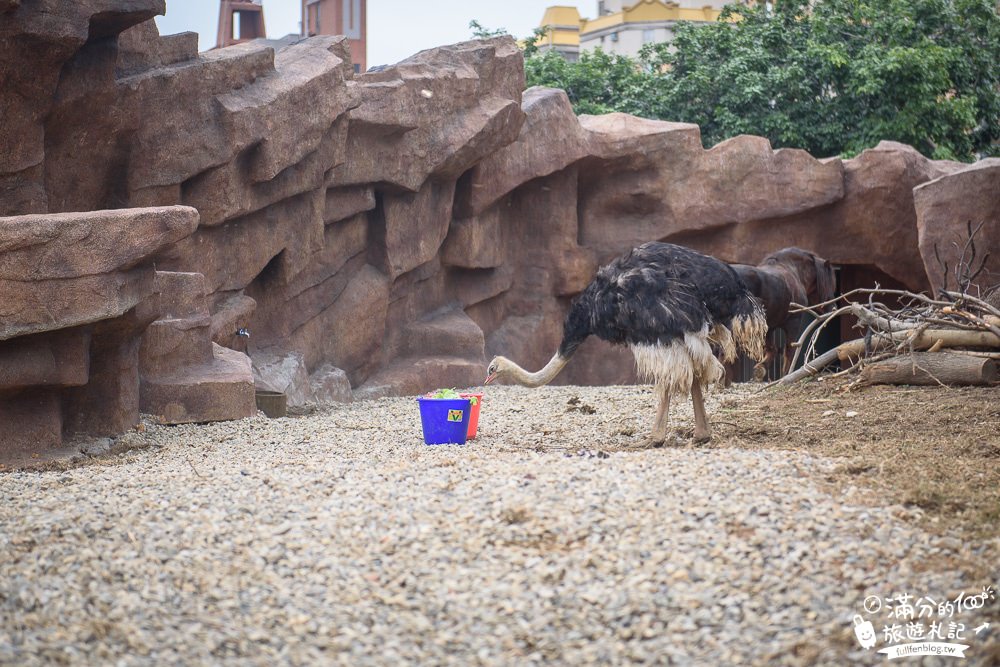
[485,242,767,445]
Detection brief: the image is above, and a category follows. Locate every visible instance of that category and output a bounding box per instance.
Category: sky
[154,0,584,67]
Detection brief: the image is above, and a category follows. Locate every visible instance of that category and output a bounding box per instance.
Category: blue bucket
[417,397,472,445]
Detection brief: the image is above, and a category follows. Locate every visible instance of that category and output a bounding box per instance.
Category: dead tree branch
[776,221,998,387]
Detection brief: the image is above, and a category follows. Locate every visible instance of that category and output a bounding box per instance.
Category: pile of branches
[781,222,1000,388]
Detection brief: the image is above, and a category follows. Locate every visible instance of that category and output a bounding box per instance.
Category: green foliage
[468,20,509,39]
[524,45,671,118]
[514,0,1000,161]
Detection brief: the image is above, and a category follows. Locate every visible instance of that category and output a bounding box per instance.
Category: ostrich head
[484,356,513,385]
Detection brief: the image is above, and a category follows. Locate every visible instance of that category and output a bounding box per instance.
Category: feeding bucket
[255,390,287,418]
[417,397,472,445]
[460,393,483,440]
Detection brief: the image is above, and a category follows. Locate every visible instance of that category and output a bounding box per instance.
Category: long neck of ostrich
[507,353,569,388]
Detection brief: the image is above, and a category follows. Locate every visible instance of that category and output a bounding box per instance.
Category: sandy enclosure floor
[1,383,998,666]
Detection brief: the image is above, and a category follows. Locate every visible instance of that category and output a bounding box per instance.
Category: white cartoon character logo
[854,615,877,649]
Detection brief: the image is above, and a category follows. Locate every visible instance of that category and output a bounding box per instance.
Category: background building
[301,0,367,73]
[538,0,728,61]
[216,0,267,48]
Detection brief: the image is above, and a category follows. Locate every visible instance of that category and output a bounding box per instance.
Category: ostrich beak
[484,372,496,385]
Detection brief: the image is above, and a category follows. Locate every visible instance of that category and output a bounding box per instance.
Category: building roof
[540,5,583,28]
[582,0,722,33]
[538,0,724,48]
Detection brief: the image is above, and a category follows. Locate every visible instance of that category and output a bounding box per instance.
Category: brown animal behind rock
[732,248,836,377]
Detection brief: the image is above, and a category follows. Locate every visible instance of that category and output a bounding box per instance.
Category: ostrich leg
[641,383,671,447]
[690,379,711,443]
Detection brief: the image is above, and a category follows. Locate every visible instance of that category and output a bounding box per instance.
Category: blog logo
[852,586,994,660]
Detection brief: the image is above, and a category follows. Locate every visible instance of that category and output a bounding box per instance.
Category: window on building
[354,63,361,73]
[642,28,655,43]
[343,0,362,39]
[610,32,618,42]
[307,3,320,35]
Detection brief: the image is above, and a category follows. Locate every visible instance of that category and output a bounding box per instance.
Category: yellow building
[538,0,729,61]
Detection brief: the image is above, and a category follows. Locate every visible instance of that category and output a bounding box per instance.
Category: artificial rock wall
[2,0,998,460]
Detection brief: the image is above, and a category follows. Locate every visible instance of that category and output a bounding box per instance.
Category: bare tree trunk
[778,346,845,384]
[904,328,1000,349]
[779,332,1000,385]
[859,352,999,386]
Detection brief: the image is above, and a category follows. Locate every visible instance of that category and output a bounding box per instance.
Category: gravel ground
[1,384,997,666]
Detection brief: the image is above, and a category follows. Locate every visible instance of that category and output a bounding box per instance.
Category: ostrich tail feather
[709,324,738,364]
[731,298,768,362]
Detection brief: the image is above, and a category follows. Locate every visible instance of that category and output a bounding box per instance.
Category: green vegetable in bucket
[428,388,461,399]
[427,388,478,405]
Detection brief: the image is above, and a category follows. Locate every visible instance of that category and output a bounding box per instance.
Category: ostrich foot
[672,426,711,444]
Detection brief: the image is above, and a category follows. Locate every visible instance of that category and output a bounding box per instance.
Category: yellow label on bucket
[447,409,464,422]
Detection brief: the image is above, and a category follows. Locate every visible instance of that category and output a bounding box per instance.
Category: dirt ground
[709,379,1000,575]
[6,375,998,580]
[10,382,999,544]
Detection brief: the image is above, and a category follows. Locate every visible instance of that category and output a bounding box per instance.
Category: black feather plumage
[559,242,761,358]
